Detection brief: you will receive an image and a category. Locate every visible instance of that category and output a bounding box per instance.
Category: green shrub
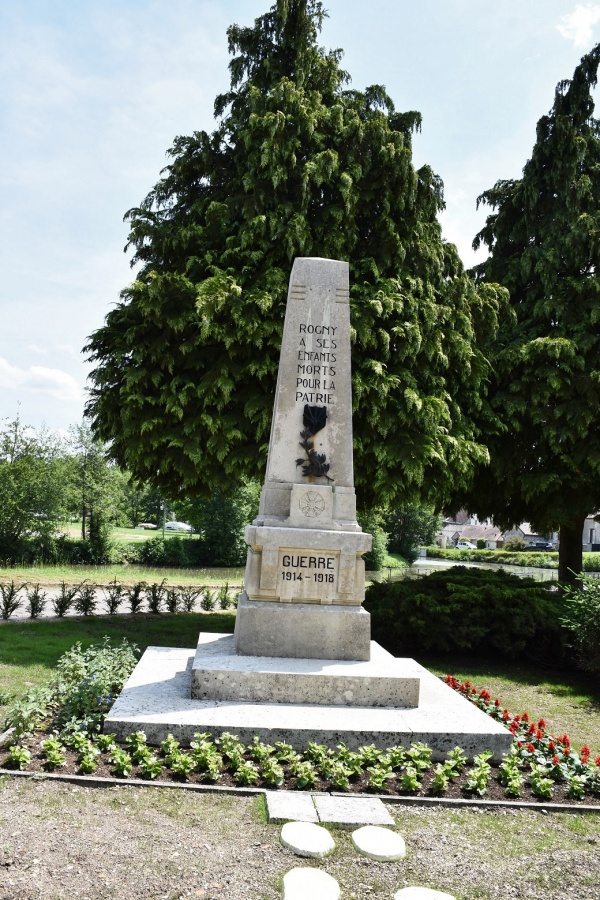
[561,575,600,675]
[357,509,389,571]
[363,566,563,657]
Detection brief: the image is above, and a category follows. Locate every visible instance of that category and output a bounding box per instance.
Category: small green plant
[160,734,180,757]
[52,581,79,617]
[0,580,26,620]
[96,733,117,752]
[329,762,351,791]
[567,773,587,800]
[103,578,124,615]
[273,741,298,763]
[405,742,433,773]
[165,586,180,614]
[248,736,274,763]
[430,763,451,795]
[167,750,195,779]
[146,579,167,614]
[110,747,133,777]
[445,746,467,775]
[126,581,146,614]
[200,586,215,611]
[62,730,94,752]
[366,763,394,791]
[399,765,422,793]
[291,760,317,789]
[78,747,100,774]
[261,757,285,787]
[217,582,231,610]
[234,760,260,785]
[499,749,524,798]
[6,744,31,770]
[25,583,47,618]
[178,586,200,612]
[74,581,98,616]
[383,746,406,770]
[139,755,164,779]
[41,737,66,770]
[125,730,150,763]
[358,744,383,767]
[464,751,493,797]
[530,764,554,799]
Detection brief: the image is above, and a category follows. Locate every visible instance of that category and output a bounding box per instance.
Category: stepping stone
[313,795,394,828]
[394,889,456,900]
[351,825,406,861]
[265,791,318,823]
[280,821,335,858]
[282,867,340,900]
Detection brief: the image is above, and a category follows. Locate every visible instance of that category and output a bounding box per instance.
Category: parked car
[137,522,158,529]
[456,540,477,550]
[164,521,194,533]
[523,542,554,551]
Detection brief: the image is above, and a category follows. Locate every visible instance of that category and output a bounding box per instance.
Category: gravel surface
[1,776,600,899]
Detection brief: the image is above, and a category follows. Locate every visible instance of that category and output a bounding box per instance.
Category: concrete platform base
[105,642,513,761]
[191,634,420,707]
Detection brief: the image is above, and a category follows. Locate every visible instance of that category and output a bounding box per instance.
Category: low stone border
[3,767,600,814]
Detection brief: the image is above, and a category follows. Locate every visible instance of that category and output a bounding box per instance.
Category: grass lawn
[423,652,600,756]
[1,613,600,757]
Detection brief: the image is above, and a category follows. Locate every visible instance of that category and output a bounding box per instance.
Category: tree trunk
[558,515,586,585]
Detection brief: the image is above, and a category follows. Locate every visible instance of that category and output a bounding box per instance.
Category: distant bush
[357,509,389,571]
[364,567,563,658]
[504,537,528,552]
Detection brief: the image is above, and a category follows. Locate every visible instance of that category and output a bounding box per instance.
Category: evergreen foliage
[454,45,600,582]
[85,0,505,509]
[384,504,440,563]
[364,567,563,658]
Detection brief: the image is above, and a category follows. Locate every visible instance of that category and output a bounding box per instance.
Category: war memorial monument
[106,257,512,760]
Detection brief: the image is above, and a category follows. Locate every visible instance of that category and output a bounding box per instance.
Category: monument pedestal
[105,638,513,761]
[234,594,371,660]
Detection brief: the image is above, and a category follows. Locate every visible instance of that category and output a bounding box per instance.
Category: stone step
[191,633,420,707]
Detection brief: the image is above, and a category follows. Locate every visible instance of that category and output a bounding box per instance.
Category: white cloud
[0,357,82,403]
[557,4,600,47]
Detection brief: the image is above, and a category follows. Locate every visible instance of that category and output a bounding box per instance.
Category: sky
[1,0,599,433]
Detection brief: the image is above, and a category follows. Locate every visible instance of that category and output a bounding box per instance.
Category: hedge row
[0,579,240,620]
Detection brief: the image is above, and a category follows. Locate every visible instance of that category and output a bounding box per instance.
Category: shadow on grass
[0,612,235,672]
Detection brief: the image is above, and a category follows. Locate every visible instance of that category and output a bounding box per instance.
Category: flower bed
[3,642,600,804]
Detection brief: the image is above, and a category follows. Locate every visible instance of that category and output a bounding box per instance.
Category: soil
[1,775,600,900]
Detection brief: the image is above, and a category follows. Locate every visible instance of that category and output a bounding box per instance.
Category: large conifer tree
[454,45,600,581]
[85,0,504,508]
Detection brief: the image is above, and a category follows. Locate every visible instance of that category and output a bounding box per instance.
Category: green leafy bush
[16,638,139,735]
[561,575,600,675]
[364,566,563,657]
[357,509,388,571]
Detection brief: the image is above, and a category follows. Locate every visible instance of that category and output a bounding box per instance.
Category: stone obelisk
[234,257,372,661]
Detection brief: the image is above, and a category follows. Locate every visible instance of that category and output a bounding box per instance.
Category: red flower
[526,743,535,753]
[494,699,501,707]
[563,747,571,757]
[538,719,546,729]
[536,730,545,741]
[502,710,511,721]
[557,734,571,747]
[581,745,591,756]
[513,715,521,723]
[527,724,536,736]
[595,756,600,767]
[517,741,524,748]
[548,740,555,752]
[522,713,530,723]
[552,756,560,765]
